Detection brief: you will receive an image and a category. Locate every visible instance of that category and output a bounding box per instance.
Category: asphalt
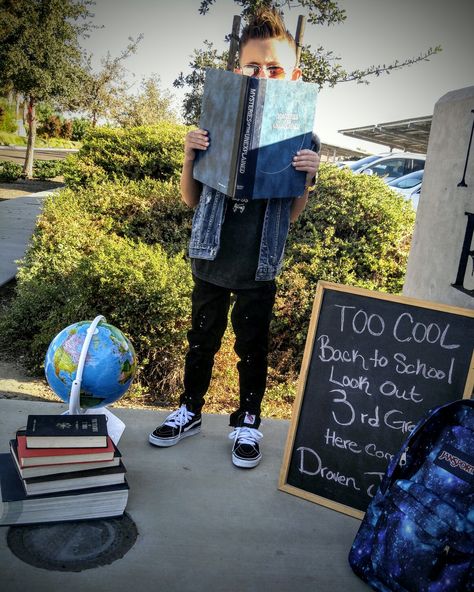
[0,146,78,164]
[0,398,370,592]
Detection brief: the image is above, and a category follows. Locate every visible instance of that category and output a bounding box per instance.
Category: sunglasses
[241,64,286,79]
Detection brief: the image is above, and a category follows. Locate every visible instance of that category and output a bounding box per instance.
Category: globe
[44,320,137,409]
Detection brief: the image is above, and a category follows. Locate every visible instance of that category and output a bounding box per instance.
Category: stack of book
[0,414,129,526]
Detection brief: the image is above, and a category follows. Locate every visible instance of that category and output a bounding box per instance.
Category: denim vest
[188,185,293,281]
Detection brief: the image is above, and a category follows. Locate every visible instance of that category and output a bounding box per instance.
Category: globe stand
[62,315,126,444]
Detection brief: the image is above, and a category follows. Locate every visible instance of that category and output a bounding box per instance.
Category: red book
[10,439,121,479]
[16,434,115,467]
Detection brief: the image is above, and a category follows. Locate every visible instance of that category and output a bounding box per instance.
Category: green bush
[269,164,415,379]
[0,161,22,182]
[54,178,192,253]
[0,131,25,146]
[0,99,17,133]
[0,178,193,400]
[71,118,91,141]
[61,153,111,189]
[83,178,192,255]
[63,123,188,189]
[33,159,64,180]
[34,137,80,149]
[0,131,80,149]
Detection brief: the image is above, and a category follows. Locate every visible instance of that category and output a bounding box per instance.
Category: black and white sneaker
[149,404,201,447]
[229,413,263,468]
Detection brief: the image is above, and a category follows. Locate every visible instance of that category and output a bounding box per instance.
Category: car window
[391,171,423,189]
[393,175,421,189]
[347,155,380,170]
[370,159,406,178]
[410,159,425,173]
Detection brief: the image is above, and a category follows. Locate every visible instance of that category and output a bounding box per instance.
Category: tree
[77,36,143,127]
[199,0,346,25]
[175,0,441,124]
[113,74,178,128]
[174,41,228,125]
[0,0,94,178]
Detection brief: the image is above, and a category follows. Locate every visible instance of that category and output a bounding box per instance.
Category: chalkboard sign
[279,282,474,519]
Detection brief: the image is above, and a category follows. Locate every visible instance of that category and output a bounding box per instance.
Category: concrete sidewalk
[0,191,56,286]
[0,399,370,592]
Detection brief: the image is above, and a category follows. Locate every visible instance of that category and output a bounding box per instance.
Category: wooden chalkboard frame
[278,281,474,519]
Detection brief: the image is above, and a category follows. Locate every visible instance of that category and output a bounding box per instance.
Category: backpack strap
[380,398,474,493]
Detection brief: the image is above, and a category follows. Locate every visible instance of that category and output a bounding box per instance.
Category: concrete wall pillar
[403,86,474,309]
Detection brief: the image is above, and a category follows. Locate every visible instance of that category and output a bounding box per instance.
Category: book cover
[193,68,317,199]
[25,414,108,448]
[16,432,115,467]
[10,439,121,478]
[23,462,127,495]
[0,454,129,526]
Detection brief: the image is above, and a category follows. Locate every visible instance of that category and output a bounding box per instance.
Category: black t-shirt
[191,196,273,290]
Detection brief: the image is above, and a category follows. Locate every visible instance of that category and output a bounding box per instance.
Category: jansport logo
[438,450,474,475]
[435,444,474,482]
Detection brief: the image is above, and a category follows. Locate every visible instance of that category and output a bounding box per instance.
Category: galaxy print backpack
[349,398,474,592]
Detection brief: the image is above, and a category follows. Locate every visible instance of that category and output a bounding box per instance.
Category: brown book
[16,432,115,467]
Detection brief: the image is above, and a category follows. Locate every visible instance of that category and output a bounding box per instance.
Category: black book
[22,461,127,495]
[25,414,108,448]
[193,68,318,199]
[0,454,129,526]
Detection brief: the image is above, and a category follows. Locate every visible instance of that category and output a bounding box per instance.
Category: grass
[0,131,81,149]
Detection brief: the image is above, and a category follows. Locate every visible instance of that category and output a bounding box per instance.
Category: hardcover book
[193,68,318,199]
[25,414,108,448]
[16,432,115,467]
[22,462,127,495]
[10,439,121,478]
[0,454,129,526]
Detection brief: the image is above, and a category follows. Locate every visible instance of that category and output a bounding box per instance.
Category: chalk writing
[284,285,473,515]
[296,447,361,491]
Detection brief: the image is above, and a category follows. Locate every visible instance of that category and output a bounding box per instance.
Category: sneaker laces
[164,404,195,432]
[229,426,263,446]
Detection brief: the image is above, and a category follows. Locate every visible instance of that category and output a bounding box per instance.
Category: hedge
[0,159,64,181]
[270,165,415,380]
[0,179,193,399]
[62,122,188,189]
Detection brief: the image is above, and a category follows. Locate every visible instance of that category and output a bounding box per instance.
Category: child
[149,8,320,468]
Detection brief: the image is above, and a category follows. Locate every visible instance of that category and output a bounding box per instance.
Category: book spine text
[234,78,261,198]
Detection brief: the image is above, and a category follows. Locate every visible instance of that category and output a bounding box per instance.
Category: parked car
[357,153,426,183]
[336,153,391,172]
[388,169,424,210]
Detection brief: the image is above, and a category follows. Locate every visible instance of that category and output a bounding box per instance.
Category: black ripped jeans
[180,276,277,428]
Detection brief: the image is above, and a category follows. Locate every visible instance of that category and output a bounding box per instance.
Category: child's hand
[184,129,209,162]
[292,149,321,184]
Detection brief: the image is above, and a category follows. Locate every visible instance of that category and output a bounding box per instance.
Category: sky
[81,0,474,153]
